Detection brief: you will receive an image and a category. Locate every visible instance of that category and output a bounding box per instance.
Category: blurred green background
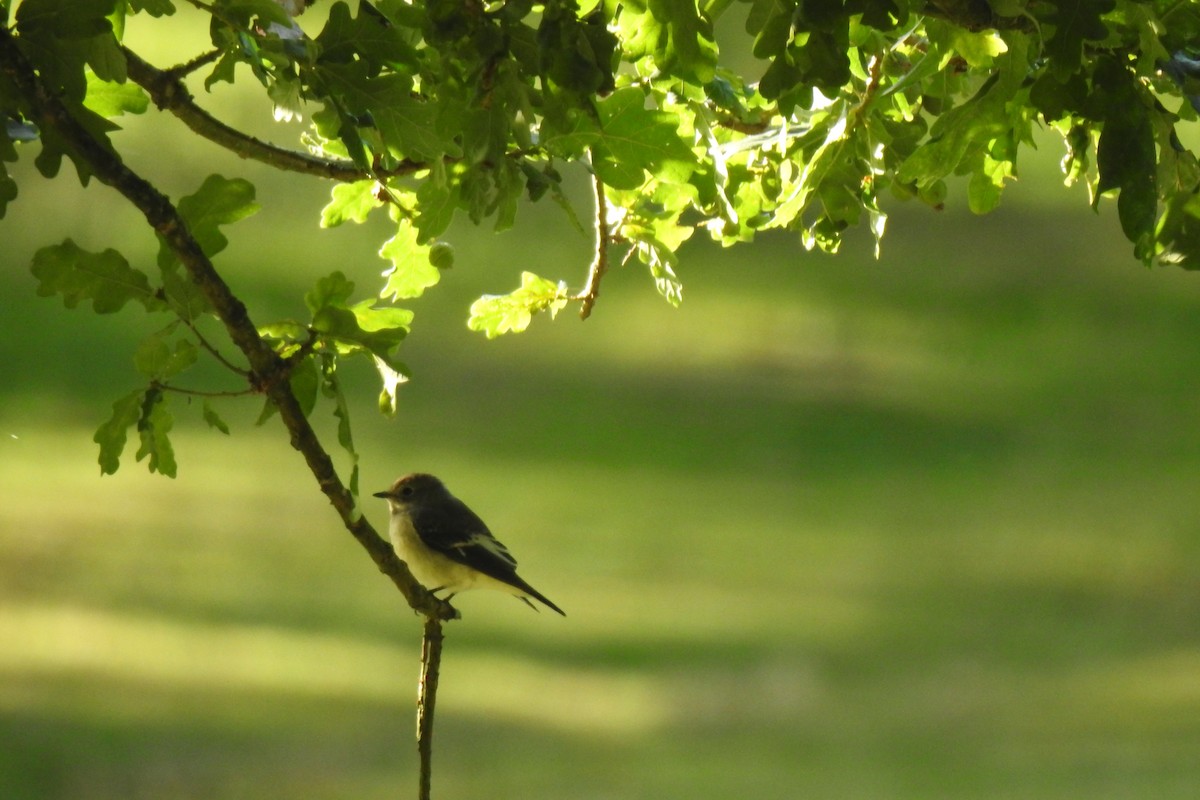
[4,9,1200,799]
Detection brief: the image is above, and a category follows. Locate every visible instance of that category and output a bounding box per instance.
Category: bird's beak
[372,490,391,499]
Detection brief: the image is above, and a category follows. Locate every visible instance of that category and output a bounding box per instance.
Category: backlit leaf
[379,220,440,299]
[31,239,163,313]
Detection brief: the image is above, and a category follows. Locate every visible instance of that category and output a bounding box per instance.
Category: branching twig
[0,27,457,623]
[167,47,223,80]
[182,316,251,376]
[121,46,424,182]
[157,383,256,398]
[417,616,445,800]
[576,169,610,320]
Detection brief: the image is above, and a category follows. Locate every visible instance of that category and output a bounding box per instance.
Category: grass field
[3,19,1200,796]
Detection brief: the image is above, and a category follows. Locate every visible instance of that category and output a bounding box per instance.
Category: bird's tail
[510,575,566,616]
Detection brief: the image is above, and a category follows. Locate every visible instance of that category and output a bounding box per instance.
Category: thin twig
[576,168,610,320]
[166,47,223,80]
[417,616,445,800]
[183,317,251,376]
[157,384,256,398]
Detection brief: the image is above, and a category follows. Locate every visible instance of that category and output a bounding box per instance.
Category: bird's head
[373,472,447,510]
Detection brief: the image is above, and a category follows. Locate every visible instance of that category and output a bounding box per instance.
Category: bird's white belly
[388,514,496,594]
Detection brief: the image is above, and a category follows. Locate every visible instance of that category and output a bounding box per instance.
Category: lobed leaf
[135,388,177,477]
[320,180,380,227]
[83,71,149,118]
[134,331,199,380]
[467,271,570,338]
[379,220,440,299]
[93,388,144,475]
[31,239,163,313]
[202,400,231,435]
[592,87,698,190]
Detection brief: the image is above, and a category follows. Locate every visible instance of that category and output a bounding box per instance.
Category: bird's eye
[399,486,414,498]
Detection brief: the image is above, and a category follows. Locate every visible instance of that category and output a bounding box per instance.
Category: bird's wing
[411,496,520,578]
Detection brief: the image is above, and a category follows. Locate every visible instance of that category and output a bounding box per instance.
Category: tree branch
[0,27,456,622]
[417,617,445,800]
[576,169,610,320]
[167,47,223,80]
[121,46,424,182]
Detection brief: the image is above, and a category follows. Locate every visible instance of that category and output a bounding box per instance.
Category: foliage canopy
[2,0,1199,478]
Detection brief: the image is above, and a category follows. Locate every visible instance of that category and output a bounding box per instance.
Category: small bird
[373,473,565,616]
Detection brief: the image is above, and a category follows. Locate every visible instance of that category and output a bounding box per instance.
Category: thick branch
[0,27,455,621]
[417,617,445,800]
[121,46,423,181]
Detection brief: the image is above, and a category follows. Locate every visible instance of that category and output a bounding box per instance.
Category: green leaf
[267,74,304,123]
[16,0,113,38]
[93,388,144,475]
[305,270,355,315]
[896,76,1016,189]
[538,4,617,97]
[134,332,198,379]
[351,300,414,333]
[135,389,177,477]
[320,180,380,227]
[592,87,698,190]
[947,27,1008,69]
[1044,0,1115,80]
[541,106,601,160]
[159,175,259,267]
[379,220,440,299]
[128,0,176,16]
[320,355,359,496]
[627,233,685,305]
[617,0,718,83]
[768,102,849,229]
[84,72,150,118]
[413,169,458,242]
[202,400,231,435]
[289,354,320,418]
[305,271,411,367]
[31,239,163,313]
[1093,60,1156,257]
[84,32,127,82]
[258,319,310,349]
[746,0,795,61]
[967,154,1013,214]
[160,261,213,320]
[315,0,420,75]
[319,64,453,162]
[1156,189,1200,268]
[467,271,570,338]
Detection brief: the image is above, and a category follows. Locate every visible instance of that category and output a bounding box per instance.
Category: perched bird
[373,473,565,616]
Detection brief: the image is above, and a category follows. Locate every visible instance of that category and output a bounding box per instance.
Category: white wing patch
[454,532,517,567]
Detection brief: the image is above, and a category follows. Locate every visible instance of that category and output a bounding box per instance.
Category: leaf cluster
[5,0,1200,478]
